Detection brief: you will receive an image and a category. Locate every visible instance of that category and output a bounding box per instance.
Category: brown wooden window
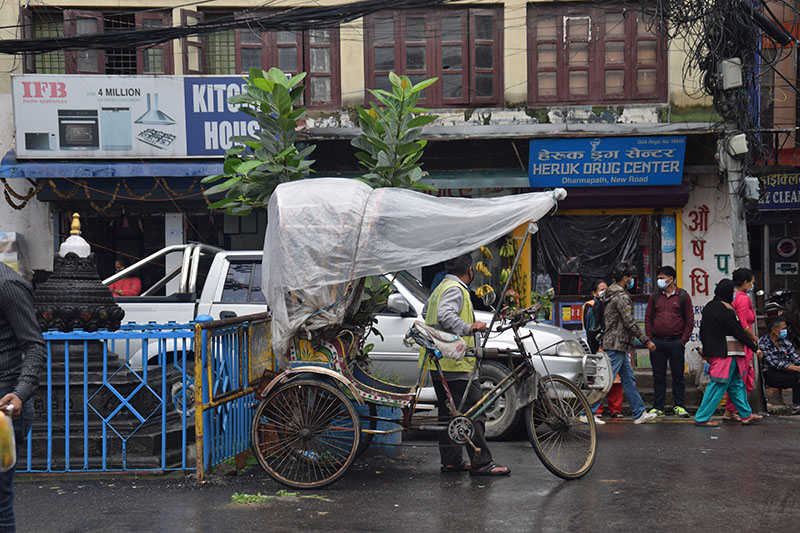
[21,7,174,75]
[199,13,341,109]
[365,8,503,107]
[527,5,666,104]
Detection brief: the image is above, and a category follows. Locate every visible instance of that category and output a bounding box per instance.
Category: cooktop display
[136,129,176,150]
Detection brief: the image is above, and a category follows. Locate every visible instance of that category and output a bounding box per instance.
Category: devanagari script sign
[528,136,687,188]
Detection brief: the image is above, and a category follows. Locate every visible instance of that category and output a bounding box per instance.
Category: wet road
[14,416,800,532]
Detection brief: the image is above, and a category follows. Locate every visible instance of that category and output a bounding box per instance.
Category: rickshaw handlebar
[494,304,540,333]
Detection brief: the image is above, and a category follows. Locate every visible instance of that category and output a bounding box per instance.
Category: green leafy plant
[202,67,315,215]
[530,289,554,319]
[351,72,438,190]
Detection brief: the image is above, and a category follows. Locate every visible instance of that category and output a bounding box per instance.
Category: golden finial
[70,213,81,235]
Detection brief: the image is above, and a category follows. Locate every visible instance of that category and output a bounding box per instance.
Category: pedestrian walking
[0,263,47,531]
[593,262,658,425]
[644,265,693,418]
[420,253,509,476]
[759,316,800,415]
[583,280,622,419]
[694,279,763,426]
[722,268,758,422]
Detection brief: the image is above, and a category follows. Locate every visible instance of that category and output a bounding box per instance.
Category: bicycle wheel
[525,375,597,480]
[251,378,361,489]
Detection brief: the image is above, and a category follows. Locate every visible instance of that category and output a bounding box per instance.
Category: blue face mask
[627,278,635,290]
[747,287,754,294]
[779,329,788,339]
[657,279,668,289]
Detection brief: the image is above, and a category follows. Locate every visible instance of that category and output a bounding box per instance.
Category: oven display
[58,110,99,150]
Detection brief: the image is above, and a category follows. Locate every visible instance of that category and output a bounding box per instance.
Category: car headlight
[556,340,585,357]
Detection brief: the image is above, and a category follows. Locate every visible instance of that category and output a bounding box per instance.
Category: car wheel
[479,361,521,440]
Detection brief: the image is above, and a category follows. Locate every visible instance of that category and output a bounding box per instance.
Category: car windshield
[393,270,431,302]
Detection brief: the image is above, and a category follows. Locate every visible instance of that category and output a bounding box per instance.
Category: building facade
[0,0,777,370]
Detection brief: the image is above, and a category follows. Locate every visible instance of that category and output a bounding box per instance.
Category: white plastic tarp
[263,178,566,355]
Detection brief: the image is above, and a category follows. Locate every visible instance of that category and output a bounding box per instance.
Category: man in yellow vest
[421,253,510,476]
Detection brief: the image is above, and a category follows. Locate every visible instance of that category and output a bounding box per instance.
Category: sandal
[791,407,800,416]
[610,412,624,419]
[469,462,510,477]
[694,420,719,427]
[441,460,471,473]
[722,414,741,423]
[740,414,763,425]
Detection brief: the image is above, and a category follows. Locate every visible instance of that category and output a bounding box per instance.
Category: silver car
[366,271,612,439]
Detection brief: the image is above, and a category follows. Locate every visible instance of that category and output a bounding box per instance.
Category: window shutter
[136,12,174,74]
[468,8,502,105]
[64,10,105,74]
[181,10,204,74]
[20,7,34,73]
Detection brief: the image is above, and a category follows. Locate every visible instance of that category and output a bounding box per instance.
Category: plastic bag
[0,411,16,473]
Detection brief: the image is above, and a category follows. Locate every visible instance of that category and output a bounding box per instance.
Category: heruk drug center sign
[528,136,687,188]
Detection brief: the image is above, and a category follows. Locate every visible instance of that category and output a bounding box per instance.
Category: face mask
[747,287,754,294]
[627,278,635,290]
[657,279,668,289]
[779,329,788,339]
[598,290,605,298]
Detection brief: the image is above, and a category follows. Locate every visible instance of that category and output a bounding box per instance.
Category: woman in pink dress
[723,268,759,422]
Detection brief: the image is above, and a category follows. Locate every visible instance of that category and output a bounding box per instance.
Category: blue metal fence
[194,313,273,482]
[17,314,272,476]
[20,323,196,472]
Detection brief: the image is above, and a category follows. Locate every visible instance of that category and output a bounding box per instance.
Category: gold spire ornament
[70,213,81,235]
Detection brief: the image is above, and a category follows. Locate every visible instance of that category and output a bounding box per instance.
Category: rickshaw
[250,178,598,489]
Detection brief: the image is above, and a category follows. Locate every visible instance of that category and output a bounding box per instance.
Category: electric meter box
[727,132,749,156]
[718,58,743,90]
[743,176,760,201]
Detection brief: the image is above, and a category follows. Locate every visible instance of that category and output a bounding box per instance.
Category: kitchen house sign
[11,74,258,159]
[528,136,687,188]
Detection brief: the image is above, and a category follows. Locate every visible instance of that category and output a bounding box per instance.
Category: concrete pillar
[164,213,183,294]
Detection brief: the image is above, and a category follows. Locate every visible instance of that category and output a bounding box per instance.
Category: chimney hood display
[135,93,176,125]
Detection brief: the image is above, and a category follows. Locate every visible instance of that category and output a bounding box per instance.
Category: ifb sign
[528,136,687,188]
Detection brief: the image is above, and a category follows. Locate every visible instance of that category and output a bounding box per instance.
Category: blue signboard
[759,174,800,211]
[661,215,676,253]
[528,136,686,188]
[183,77,259,157]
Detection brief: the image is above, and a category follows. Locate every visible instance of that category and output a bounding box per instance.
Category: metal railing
[22,323,196,472]
[194,312,273,482]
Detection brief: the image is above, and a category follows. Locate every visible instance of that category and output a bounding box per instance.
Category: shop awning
[3,150,691,207]
[0,151,222,179]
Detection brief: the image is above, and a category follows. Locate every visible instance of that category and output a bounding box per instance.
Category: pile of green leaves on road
[231,490,331,504]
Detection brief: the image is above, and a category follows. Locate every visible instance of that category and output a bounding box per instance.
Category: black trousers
[432,377,492,468]
[650,338,686,410]
[763,367,800,406]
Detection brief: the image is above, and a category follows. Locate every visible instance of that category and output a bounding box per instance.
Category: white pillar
[164,213,183,294]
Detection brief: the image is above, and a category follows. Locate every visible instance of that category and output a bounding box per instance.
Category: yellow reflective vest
[418,278,477,372]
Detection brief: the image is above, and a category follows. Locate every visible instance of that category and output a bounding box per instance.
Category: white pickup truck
[104,244,611,439]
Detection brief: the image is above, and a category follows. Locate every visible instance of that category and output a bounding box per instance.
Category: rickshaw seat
[350,362,414,395]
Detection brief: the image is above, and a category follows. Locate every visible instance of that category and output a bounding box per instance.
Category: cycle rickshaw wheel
[251,378,361,489]
[525,375,597,480]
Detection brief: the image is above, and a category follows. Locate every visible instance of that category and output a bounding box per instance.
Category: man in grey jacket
[596,262,658,424]
[0,263,46,531]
